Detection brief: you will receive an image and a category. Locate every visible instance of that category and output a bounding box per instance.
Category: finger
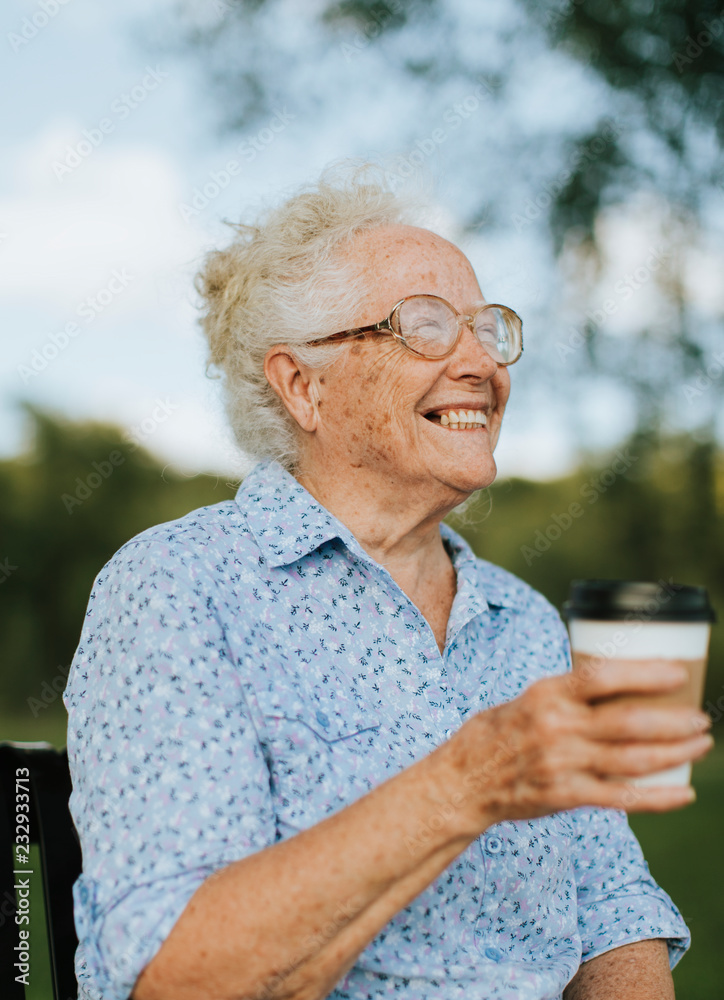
[602,782,697,814]
[588,702,712,742]
[537,772,696,814]
[589,733,714,779]
[566,659,688,702]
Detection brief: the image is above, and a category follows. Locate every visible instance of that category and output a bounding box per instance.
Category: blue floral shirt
[64,458,690,1000]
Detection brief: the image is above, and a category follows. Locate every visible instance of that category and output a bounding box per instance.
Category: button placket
[473,829,508,953]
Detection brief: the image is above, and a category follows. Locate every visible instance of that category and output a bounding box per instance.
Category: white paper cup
[564,580,716,788]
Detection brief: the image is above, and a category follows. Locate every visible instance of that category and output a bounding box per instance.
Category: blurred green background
[2,405,722,998]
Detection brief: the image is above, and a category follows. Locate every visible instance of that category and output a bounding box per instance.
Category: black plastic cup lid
[563,579,717,623]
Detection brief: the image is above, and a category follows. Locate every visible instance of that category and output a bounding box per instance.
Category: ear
[264,346,320,433]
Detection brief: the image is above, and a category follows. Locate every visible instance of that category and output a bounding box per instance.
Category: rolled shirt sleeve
[63,536,276,1000]
[569,805,691,968]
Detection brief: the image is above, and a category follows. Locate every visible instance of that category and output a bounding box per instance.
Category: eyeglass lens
[397,296,519,363]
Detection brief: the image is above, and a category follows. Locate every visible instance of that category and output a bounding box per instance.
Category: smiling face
[280,224,512,513]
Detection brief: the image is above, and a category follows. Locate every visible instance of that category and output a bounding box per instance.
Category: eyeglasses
[305,294,523,365]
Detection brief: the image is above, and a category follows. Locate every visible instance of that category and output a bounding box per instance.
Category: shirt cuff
[73,866,218,1000]
[578,891,691,969]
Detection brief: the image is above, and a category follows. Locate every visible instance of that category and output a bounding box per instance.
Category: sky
[2,0,721,483]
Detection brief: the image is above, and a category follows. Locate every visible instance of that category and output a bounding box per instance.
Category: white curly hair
[195,163,421,472]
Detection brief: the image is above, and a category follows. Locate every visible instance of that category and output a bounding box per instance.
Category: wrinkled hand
[444,661,713,834]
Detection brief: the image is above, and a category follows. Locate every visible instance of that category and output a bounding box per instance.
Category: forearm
[268,823,478,1000]
[563,939,674,1000]
[132,741,476,1000]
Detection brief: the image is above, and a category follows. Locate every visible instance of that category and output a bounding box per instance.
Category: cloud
[0,123,201,315]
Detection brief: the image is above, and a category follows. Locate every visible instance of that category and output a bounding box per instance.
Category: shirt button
[485,836,503,854]
[485,946,504,962]
[315,710,330,729]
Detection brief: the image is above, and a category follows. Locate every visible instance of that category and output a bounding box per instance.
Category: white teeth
[431,408,487,429]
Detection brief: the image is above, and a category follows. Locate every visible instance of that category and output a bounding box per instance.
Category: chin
[443,456,498,497]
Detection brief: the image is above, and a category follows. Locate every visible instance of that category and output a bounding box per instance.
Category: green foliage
[524,0,724,238]
[0,406,237,715]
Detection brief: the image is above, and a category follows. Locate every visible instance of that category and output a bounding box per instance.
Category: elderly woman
[64,170,711,1000]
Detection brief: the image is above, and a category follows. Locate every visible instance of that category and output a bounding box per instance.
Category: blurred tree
[159,0,724,449]
[0,405,237,713]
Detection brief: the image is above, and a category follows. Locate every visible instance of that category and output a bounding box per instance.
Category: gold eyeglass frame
[304,294,523,364]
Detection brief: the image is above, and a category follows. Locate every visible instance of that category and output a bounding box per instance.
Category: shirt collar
[439,521,519,611]
[237,459,519,610]
[236,459,361,567]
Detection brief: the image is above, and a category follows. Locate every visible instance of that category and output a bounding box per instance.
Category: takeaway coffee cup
[563,579,716,787]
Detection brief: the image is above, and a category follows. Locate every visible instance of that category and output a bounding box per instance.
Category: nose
[453,320,500,374]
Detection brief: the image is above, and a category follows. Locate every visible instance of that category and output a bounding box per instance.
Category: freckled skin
[293,224,510,507]
[264,224,512,649]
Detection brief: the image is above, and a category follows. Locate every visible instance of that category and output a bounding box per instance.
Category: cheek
[492,370,511,410]
[358,351,415,424]
[323,346,433,457]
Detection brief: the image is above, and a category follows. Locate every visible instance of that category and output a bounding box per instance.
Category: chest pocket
[261,705,384,836]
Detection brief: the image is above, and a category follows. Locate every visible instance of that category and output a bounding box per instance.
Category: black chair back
[0,742,81,1000]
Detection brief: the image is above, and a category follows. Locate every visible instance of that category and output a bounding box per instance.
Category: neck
[293,461,466,591]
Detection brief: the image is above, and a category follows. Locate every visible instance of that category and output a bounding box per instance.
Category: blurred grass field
[2,705,721,1000]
